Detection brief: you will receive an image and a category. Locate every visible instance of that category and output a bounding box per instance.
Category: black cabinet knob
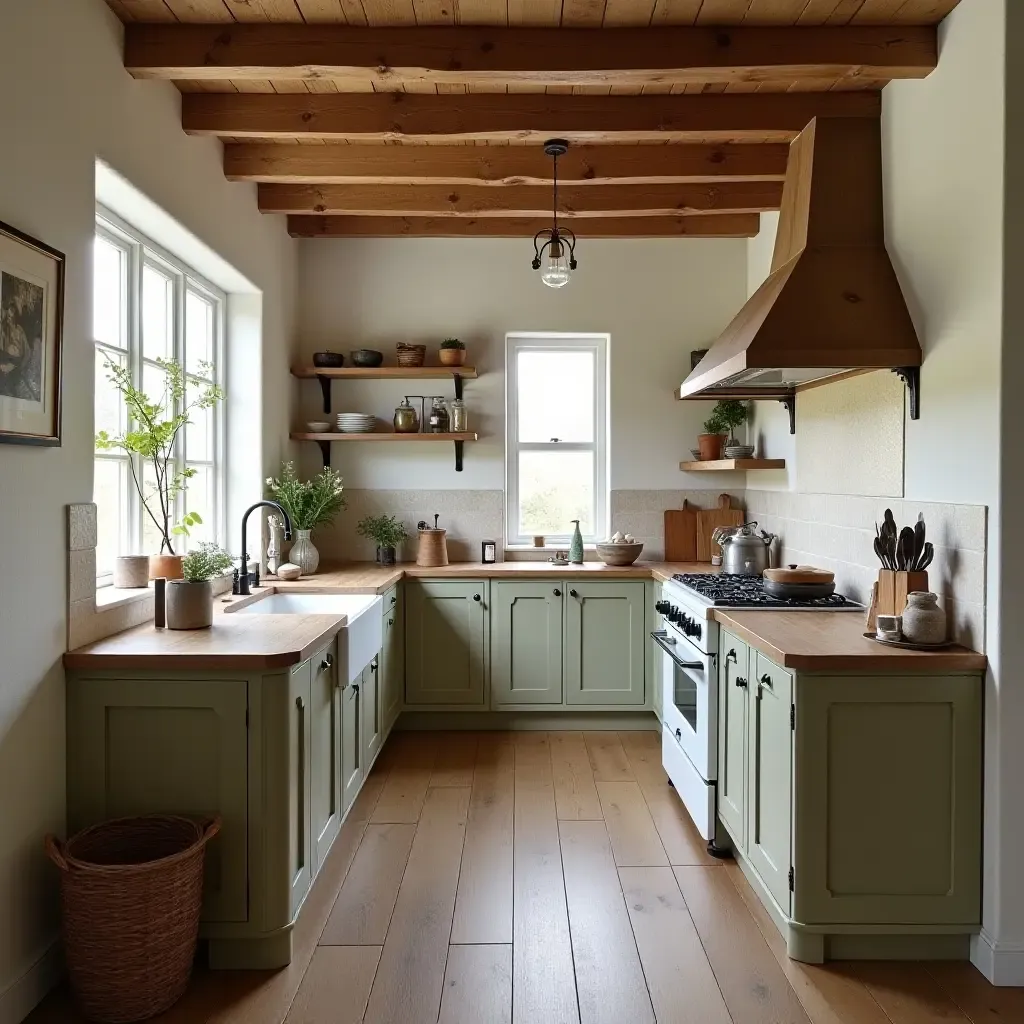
[473,593,481,602]
[553,588,561,597]
[727,649,737,662]
[570,589,578,598]
[736,676,748,688]
[760,673,773,687]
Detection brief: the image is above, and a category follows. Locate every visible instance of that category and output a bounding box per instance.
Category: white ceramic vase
[289,529,320,576]
[901,591,946,644]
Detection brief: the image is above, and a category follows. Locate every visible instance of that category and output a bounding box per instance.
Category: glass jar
[428,397,450,433]
[449,398,468,432]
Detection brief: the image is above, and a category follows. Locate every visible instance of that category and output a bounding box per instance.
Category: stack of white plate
[335,413,377,433]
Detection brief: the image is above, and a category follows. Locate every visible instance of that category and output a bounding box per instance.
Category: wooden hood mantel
[679,117,922,404]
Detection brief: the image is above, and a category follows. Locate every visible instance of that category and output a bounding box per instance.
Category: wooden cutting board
[664,500,698,562]
[696,493,745,562]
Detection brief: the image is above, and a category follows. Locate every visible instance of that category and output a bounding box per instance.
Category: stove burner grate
[671,573,855,609]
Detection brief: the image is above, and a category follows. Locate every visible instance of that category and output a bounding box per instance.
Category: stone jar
[289,529,320,575]
[166,580,213,630]
[901,591,947,645]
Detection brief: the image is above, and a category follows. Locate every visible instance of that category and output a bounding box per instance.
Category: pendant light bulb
[541,239,571,289]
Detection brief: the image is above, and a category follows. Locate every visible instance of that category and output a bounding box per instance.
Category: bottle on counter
[449,398,468,432]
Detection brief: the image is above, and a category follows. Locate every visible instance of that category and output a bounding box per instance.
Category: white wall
[0,0,297,1017]
[296,236,748,492]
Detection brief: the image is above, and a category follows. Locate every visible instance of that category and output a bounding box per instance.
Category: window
[93,210,226,583]
[505,334,608,547]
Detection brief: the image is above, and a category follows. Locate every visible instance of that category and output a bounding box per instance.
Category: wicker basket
[396,343,426,367]
[46,815,220,1023]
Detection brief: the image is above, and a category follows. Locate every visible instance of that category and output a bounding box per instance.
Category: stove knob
[670,607,682,625]
[693,622,702,641]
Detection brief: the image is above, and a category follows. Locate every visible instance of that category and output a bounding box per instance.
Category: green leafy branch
[95,358,224,554]
[266,462,346,532]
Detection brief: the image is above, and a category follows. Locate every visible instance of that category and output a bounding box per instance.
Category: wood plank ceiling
[106,0,961,238]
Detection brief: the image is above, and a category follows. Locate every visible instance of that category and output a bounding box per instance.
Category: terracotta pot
[697,433,726,461]
[114,555,151,589]
[149,554,184,581]
[439,347,466,366]
[166,580,213,630]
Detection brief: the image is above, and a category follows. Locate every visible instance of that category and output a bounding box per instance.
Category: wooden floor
[30,730,1024,1024]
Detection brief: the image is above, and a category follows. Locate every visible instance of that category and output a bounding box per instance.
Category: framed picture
[0,219,64,446]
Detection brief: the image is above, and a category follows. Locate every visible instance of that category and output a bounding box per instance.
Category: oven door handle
[650,631,704,671]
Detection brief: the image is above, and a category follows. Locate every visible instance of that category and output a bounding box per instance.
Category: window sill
[505,544,598,552]
[96,583,152,611]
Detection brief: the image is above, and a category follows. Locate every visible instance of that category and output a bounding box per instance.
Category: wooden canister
[416,528,449,567]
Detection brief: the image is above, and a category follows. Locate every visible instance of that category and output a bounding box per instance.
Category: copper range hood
[678,116,922,428]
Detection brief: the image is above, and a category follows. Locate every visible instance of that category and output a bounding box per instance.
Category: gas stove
[671,572,862,610]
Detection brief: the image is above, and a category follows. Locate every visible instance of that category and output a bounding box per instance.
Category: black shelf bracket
[453,373,464,401]
[778,394,796,435]
[316,374,332,415]
[454,440,464,472]
[316,440,331,468]
[893,366,921,419]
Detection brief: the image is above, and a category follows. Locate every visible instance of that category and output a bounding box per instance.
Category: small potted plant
[266,462,347,576]
[714,399,749,446]
[166,543,233,630]
[697,410,727,461]
[439,338,466,367]
[96,358,224,581]
[357,514,408,565]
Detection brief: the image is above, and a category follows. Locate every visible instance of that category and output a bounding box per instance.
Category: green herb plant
[441,338,465,350]
[181,543,234,583]
[357,514,408,551]
[702,411,726,436]
[265,462,346,532]
[96,358,225,554]
[712,399,749,444]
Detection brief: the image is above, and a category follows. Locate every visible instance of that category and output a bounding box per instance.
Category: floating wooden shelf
[292,432,478,443]
[292,431,479,472]
[680,458,787,472]
[292,366,477,380]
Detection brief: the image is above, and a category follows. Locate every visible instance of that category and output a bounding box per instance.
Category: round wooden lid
[763,565,835,584]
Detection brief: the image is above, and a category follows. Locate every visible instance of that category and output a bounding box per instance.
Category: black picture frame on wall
[0,219,65,446]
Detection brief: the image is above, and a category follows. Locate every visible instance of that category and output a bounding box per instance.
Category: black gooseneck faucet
[238,501,292,596]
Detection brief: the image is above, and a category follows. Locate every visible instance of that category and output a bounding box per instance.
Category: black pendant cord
[552,149,559,242]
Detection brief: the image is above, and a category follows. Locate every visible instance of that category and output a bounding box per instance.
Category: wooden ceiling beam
[124,24,936,86]
[183,91,879,142]
[224,142,790,185]
[257,181,783,216]
[287,214,762,238]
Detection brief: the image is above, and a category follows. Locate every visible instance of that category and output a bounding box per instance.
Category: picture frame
[0,219,65,446]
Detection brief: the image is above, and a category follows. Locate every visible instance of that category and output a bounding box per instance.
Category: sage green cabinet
[716,630,982,964]
[362,655,383,768]
[405,580,488,706]
[310,645,341,873]
[717,635,749,848]
[66,676,250,924]
[564,582,646,706]
[746,654,793,913]
[286,662,314,918]
[381,586,403,733]
[341,675,363,814]
[491,581,564,706]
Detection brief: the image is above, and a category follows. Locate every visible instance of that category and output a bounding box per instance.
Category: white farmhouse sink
[236,592,382,684]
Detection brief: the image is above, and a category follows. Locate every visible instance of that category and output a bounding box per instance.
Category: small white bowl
[307,421,331,433]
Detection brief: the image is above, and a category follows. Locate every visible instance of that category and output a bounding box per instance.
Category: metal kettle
[713,521,776,576]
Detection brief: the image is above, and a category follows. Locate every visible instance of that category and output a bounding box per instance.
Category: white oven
[652,590,718,841]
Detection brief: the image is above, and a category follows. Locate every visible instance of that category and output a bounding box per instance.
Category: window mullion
[173,268,186,546]
[128,239,144,556]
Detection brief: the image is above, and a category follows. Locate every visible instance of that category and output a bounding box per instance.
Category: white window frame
[94,207,227,585]
[505,332,609,548]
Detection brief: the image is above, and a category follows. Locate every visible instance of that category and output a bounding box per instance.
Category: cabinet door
[405,580,487,706]
[491,581,564,706]
[747,654,793,913]
[67,676,249,923]
[288,661,314,918]
[565,582,646,706]
[381,587,403,734]
[341,678,363,815]
[362,656,383,769]
[717,633,749,849]
[309,644,341,874]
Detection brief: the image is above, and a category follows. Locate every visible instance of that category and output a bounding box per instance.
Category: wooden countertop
[64,561,985,674]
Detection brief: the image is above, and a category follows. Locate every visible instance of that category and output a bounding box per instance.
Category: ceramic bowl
[307,421,332,433]
[312,351,345,368]
[350,349,384,368]
[595,542,644,567]
[690,448,703,461]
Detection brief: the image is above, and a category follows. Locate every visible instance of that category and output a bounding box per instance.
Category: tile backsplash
[610,489,744,561]
[745,489,988,651]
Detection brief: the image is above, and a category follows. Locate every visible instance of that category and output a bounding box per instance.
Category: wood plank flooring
[28,729,1022,1024]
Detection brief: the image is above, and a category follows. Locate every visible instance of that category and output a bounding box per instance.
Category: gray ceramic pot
[166,580,213,630]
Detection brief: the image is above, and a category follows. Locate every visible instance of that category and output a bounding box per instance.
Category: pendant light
[532,139,577,289]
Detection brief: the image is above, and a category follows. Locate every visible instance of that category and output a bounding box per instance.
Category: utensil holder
[876,570,929,617]
[416,529,449,567]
